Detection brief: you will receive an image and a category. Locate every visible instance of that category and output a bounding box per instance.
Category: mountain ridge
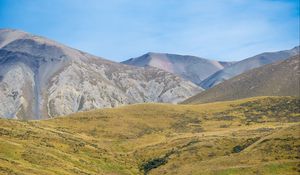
[183,54,300,104]
[0,29,201,119]
[200,46,299,89]
[122,52,234,86]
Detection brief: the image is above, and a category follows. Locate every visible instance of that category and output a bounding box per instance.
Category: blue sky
[0,0,299,62]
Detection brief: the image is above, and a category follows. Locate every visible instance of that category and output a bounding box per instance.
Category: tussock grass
[0,96,299,174]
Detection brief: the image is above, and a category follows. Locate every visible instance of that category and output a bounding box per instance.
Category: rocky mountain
[200,46,299,89]
[0,29,202,120]
[122,52,234,86]
[183,55,300,104]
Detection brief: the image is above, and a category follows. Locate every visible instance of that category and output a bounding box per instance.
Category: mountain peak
[0,28,31,48]
[122,52,233,86]
[0,30,201,119]
[291,45,300,54]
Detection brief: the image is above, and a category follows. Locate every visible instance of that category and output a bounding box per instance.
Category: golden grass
[0,96,299,174]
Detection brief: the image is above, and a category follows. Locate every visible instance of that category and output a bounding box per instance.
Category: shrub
[141,157,168,174]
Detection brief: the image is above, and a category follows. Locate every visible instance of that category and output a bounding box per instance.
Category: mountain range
[122,47,299,90]
[0,29,299,175]
[0,29,299,120]
[0,29,201,119]
[200,46,299,89]
[122,52,234,86]
[183,54,300,104]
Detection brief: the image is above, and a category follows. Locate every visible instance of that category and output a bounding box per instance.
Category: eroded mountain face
[0,29,201,119]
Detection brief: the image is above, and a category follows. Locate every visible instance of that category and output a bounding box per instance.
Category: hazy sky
[0,0,299,62]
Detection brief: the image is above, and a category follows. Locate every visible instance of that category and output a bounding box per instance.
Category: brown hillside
[0,96,299,174]
[183,55,300,104]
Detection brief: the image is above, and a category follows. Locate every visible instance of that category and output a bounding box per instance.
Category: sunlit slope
[184,55,300,104]
[0,96,299,175]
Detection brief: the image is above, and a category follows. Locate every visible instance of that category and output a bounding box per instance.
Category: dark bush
[141,157,168,174]
[232,145,243,153]
[232,137,260,153]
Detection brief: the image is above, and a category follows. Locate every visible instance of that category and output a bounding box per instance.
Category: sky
[0,0,299,62]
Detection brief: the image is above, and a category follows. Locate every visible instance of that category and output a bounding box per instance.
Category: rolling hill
[183,55,300,104]
[0,96,299,175]
[200,46,299,89]
[122,52,234,86]
[0,29,201,120]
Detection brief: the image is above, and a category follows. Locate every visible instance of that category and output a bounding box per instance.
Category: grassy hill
[0,96,299,175]
[183,55,300,104]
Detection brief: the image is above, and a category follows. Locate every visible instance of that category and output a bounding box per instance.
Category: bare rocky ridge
[0,29,202,119]
[183,55,300,104]
[201,46,299,89]
[122,52,234,86]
